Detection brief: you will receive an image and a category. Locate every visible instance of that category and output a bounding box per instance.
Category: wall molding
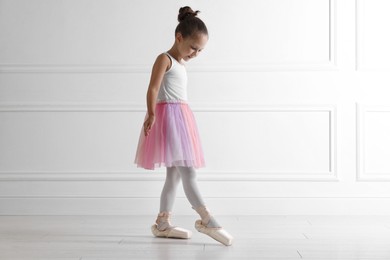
[0,102,335,112]
[0,0,336,74]
[356,0,372,71]
[355,0,360,70]
[0,170,338,182]
[0,61,337,74]
[1,197,390,215]
[355,0,390,71]
[0,102,146,112]
[357,104,390,181]
[0,102,337,182]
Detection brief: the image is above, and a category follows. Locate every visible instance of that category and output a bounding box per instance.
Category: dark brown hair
[175,6,208,38]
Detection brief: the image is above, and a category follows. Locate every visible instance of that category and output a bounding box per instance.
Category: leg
[159,167,181,213]
[151,167,192,239]
[177,166,234,246]
[177,166,220,228]
[177,166,204,209]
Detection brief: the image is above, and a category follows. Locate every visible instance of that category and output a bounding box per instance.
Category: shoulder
[153,53,172,72]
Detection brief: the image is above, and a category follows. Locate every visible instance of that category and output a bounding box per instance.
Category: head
[174,6,208,61]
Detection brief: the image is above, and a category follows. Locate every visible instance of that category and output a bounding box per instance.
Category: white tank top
[157,52,188,102]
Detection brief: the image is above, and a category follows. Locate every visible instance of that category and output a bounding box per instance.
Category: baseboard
[1,197,390,215]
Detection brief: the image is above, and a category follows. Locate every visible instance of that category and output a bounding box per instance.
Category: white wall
[1,0,390,215]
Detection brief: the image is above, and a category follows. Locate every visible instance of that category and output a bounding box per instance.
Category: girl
[134,6,233,246]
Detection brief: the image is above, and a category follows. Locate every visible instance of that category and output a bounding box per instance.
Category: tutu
[135,101,205,170]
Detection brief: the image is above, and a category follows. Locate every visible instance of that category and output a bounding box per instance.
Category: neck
[167,46,182,63]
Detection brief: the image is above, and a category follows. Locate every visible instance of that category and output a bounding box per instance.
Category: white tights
[159,166,220,228]
[160,166,204,212]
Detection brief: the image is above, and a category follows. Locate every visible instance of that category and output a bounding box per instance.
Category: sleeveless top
[157,52,188,102]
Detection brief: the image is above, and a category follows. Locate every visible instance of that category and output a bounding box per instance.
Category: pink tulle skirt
[134,101,205,170]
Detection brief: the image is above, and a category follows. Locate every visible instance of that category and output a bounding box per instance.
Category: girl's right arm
[143,54,170,136]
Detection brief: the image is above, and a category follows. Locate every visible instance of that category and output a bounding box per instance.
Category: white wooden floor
[0,215,390,260]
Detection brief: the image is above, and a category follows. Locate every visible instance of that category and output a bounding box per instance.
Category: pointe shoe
[151,211,192,239]
[193,206,234,246]
[151,224,192,239]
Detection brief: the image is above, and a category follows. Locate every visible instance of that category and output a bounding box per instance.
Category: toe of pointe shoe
[194,220,234,246]
[151,224,161,237]
[151,224,192,239]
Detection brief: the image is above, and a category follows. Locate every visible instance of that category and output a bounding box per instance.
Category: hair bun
[178,6,200,22]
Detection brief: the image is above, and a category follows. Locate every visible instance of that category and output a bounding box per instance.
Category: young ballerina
[134,6,233,246]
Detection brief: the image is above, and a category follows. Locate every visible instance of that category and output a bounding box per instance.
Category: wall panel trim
[0,61,337,74]
[0,102,335,112]
[357,103,390,181]
[0,102,337,182]
[0,170,338,182]
[0,0,337,73]
[1,197,390,215]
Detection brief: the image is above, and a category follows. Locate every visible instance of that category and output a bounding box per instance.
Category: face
[177,33,208,62]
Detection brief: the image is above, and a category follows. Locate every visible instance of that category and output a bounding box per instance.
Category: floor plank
[0,215,389,259]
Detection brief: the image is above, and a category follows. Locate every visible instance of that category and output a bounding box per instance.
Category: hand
[143,115,155,136]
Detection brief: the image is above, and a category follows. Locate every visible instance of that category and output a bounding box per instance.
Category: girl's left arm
[143,54,170,136]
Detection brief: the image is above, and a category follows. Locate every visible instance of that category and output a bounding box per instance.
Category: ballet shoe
[151,224,192,239]
[151,211,192,239]
[193,206,234,246]
[195,220,233,246]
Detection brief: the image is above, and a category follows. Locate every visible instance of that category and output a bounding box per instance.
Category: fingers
[143,121,152,136]
[143,117,155,136]
[144,126,150,136]
[144,124,149,136]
